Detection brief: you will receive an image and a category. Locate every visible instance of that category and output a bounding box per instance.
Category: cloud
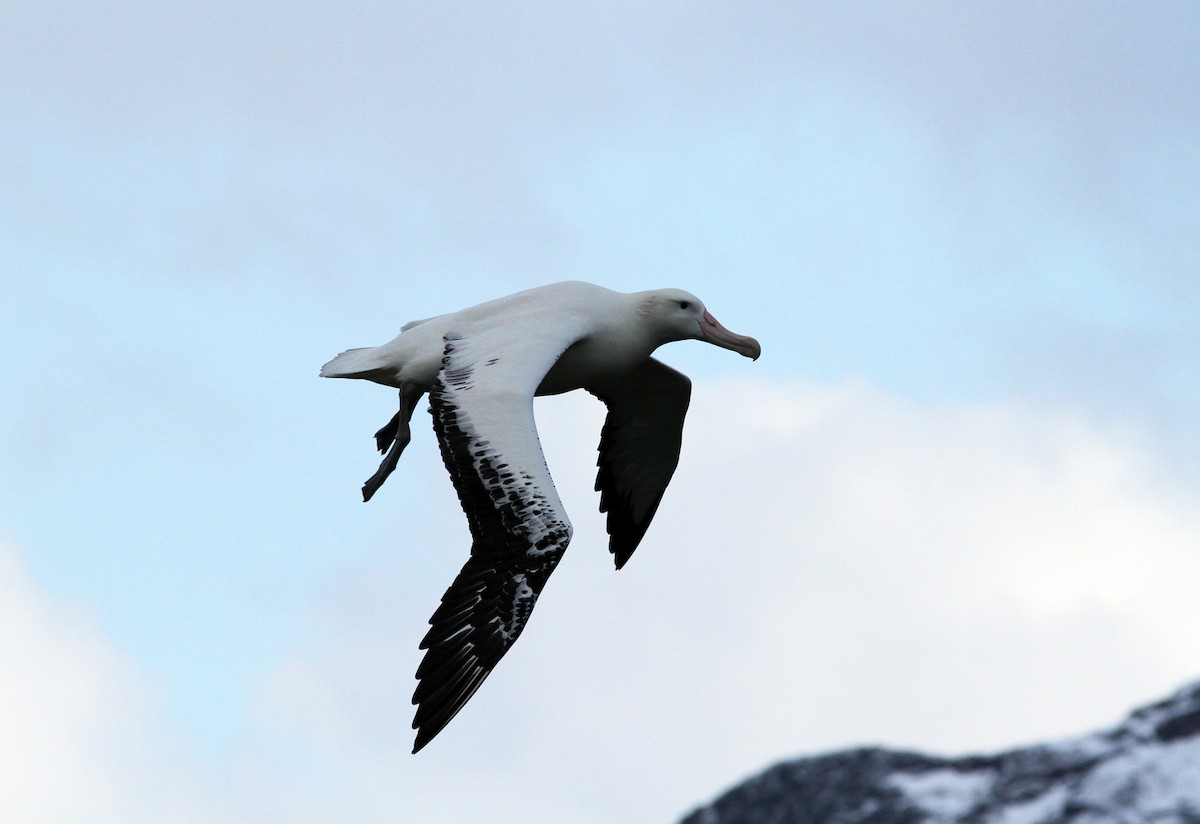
[251,375,1200,823]
[0,543,238,824]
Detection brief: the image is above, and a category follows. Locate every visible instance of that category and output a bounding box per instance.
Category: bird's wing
[588,357,692,569]
[412,318,589,753]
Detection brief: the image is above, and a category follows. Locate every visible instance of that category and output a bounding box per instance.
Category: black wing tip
[410,664,490,755]
[410,699,452,754]
[611,536,636,569]
[609,535,642,570]
[603,497,661,570]
[412,718,446,753]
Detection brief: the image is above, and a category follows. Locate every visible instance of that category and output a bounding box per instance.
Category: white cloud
[250,375,1200,823]
[0,545,238,824]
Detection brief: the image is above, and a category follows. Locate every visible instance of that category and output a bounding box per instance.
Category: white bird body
[321,280,759,752]
[323,281,688,394]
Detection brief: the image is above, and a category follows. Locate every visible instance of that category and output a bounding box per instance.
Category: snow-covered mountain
[680,681,1200,824]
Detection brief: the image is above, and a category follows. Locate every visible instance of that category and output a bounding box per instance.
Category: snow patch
[888,768,994,820]
[1078,737,1200,813]
[988,785,1069,824]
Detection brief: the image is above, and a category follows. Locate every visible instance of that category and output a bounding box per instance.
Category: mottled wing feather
[411,320,588,753]
[589,358,692,569]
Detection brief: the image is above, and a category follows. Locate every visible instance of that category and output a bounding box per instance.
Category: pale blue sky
[3,3,1199,822]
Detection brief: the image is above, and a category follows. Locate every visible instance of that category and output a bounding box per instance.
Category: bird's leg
[362,381,424,502]
[374,413,400,454]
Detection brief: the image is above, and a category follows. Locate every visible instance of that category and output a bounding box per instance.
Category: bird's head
[640,289,761,360]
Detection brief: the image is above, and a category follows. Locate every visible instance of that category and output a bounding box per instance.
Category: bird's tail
[320,347,386,379]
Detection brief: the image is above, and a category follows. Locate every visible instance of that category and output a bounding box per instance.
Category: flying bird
[321,281,761,752]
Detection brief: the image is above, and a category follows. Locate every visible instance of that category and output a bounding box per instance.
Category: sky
[2,2,1200,821]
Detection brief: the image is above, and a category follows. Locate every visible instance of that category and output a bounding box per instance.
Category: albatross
[321,281,760,752]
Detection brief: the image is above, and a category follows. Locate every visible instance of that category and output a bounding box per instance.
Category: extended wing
[412,318,588,752]
[589,358,691,569]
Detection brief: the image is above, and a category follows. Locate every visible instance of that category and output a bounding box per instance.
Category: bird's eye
[678,301,690,310]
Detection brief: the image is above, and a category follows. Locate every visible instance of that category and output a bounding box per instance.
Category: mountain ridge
[680,680,1200,824]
